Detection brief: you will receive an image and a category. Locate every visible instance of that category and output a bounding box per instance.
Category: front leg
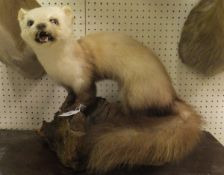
[76,83,97,108]
[60,81,96,112]
[60,88,77,111]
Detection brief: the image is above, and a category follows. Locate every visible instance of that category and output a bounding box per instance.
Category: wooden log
[40,97,119,171]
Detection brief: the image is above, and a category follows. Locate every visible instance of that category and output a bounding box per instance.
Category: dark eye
[27,20,34,27]
[49,18,59,25]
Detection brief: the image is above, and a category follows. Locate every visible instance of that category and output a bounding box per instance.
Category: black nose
[36,23,46,30]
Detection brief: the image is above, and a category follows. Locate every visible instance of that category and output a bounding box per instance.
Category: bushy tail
[87,99,203,172]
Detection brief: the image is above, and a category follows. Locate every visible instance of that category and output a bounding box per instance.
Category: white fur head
[18,6,74,49]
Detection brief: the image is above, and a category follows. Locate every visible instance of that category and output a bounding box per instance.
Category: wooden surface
[0,130,223,175]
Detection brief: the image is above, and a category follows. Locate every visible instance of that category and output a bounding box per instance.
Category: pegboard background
[0,0,223,144]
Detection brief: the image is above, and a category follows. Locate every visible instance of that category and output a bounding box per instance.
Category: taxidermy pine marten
[18,6,203,172]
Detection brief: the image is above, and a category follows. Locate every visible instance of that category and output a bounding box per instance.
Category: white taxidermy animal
[18,6,176,114]
[18,6,202,172]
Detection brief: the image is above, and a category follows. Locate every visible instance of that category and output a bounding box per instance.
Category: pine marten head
[18,6,74,47]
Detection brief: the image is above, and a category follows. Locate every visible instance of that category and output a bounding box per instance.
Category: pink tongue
[40,36,48,42]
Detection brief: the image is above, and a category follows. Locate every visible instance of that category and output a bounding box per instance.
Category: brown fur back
[86,99,202,172]
[179,0,224,75]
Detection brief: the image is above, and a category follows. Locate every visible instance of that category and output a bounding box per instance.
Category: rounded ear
[62,6,74,25]
[18,8,27,21]
[62,6,73,17]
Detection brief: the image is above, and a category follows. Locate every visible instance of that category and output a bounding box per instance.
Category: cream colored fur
[18,6,203,173]
[18,6,176,112]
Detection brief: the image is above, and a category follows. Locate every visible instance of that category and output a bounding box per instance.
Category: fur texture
[19,6,203,173]
[41,97,203,173]
[179,0,224,76]
[85,99,202,172]
[0,0,44,78]
[18,6,176,113]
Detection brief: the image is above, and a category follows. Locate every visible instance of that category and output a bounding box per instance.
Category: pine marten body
[18,6,203,173]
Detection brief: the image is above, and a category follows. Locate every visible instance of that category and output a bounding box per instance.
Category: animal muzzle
[35,31,55,44]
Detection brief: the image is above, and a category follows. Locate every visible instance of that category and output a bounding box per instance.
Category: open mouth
[35,31,55,44]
